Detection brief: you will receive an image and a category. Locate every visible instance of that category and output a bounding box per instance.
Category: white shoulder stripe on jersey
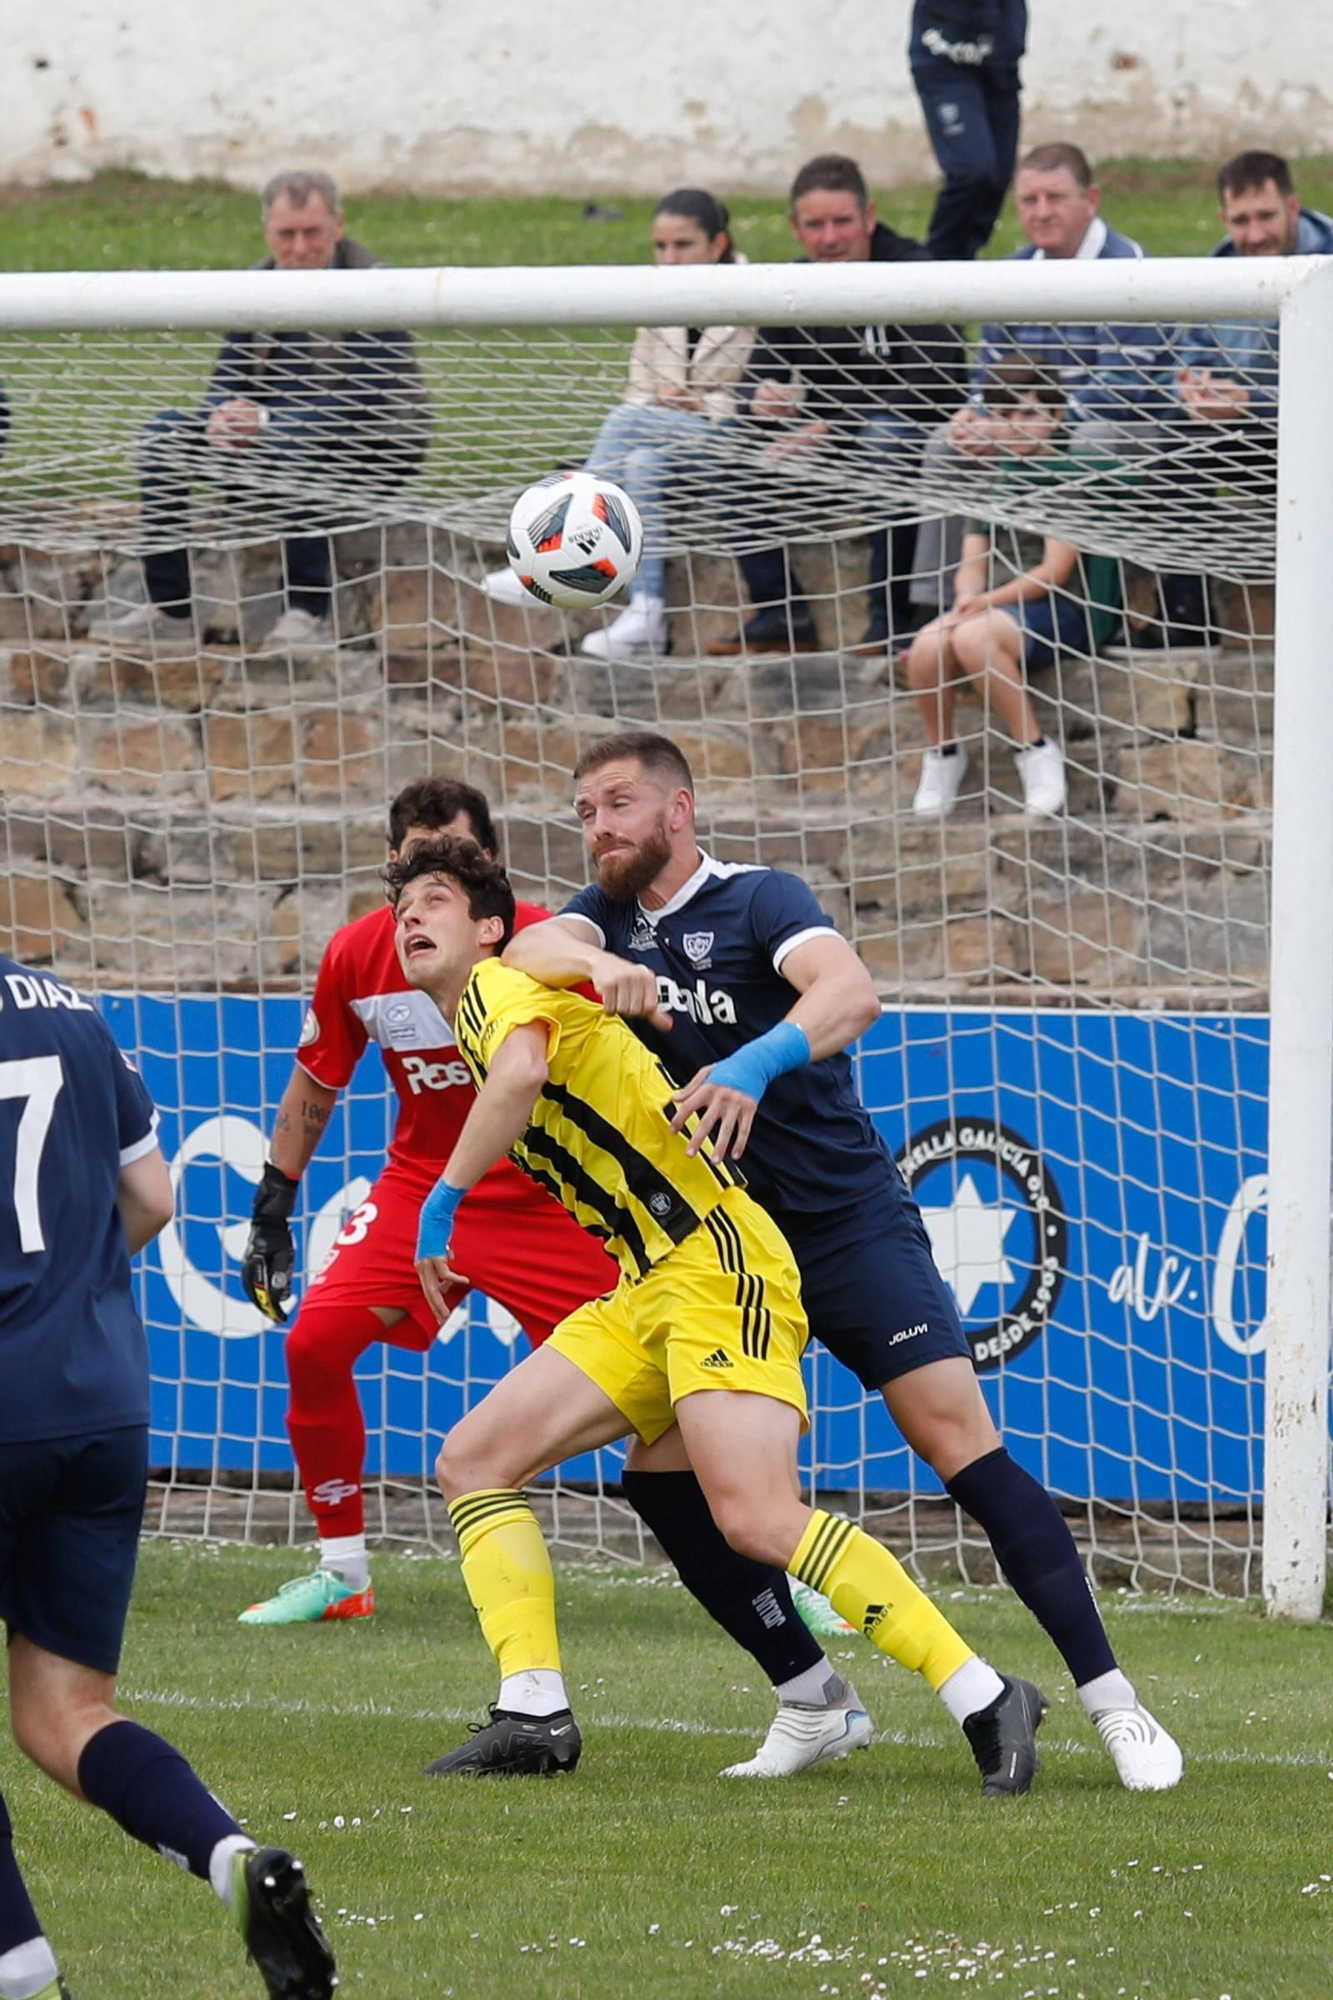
[562,913,605,948]
[772,923,837,975]
[349,989,456,1052]
[119,1121,160,1167]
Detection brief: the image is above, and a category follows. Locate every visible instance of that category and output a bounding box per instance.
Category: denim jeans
[137,408,370,616]
[584,400,716,601]
[719,411,921,633]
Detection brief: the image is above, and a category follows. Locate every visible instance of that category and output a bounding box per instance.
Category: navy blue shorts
[779,1199,970,1391]
[0,1426,147,1675]
[997,593,1092,674]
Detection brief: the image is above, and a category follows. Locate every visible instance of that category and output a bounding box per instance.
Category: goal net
[0,258,1327,1607]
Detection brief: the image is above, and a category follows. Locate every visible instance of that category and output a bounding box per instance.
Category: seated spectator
[1174,149,1333,448]
[89,170,430,655]
[707,153,965,657]
[912,143,1171,615]
[1113,150,1333,651]
[482,188,751,660]
[909,0,1027,262]
[905,362,1088,820]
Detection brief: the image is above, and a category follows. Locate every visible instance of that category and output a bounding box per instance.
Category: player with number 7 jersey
[236,778,618,1627]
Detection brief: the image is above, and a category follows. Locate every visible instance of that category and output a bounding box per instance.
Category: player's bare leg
[882,1358,1183,1792]
[626,1425,870,1779]
[7,1638,335,1998]
[424,1345,633,1777]
[673,1388,1048,1797]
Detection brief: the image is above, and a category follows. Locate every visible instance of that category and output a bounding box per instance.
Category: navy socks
[946,1447,1116,1685]
[77,1720,243,1881]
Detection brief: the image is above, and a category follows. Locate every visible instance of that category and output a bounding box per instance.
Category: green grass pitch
[12,1541,1329,1999]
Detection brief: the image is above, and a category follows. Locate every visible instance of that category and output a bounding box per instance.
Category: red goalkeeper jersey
[295,899,553,1190]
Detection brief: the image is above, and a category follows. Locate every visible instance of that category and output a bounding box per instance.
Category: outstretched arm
[415,1024,551,1321]
[504,918,672,1029]
[672,933,879,1160]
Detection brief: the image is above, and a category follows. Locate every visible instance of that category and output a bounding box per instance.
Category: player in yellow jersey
[388,834,1046,1790]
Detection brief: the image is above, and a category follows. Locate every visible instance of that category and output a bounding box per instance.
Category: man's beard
[593,823,673,900]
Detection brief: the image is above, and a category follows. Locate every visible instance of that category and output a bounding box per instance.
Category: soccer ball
[505,470,643,609]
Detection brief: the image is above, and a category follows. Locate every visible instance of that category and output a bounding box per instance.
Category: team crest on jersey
[682,931,714,968]
[647,1191,673,1218]
[896,1118,1067,1372]
[627,915,658,953]
[298,1007,319,1047]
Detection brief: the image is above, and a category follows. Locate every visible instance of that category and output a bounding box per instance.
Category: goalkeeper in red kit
[236,777,618,1624]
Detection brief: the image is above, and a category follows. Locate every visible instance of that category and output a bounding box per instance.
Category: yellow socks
[448,1489,561,1677]
[791,1508,974,1691]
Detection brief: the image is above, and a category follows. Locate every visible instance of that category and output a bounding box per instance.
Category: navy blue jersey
[0,957,157,1440]
[564,855,905,1220]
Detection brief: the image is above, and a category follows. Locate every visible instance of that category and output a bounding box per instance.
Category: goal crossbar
[0,255,1325,334]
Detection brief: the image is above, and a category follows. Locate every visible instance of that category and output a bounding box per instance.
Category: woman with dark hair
[483,189,751,658]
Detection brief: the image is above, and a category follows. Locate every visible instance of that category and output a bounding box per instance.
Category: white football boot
[1092,1703,1184,1791]
[720,1681,873,1779]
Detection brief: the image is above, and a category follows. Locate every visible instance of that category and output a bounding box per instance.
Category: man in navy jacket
[707,153,965,657]
[910,1,1027,261]
[88,170,429,657]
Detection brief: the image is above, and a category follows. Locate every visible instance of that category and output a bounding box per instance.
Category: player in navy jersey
[0,956,335,1998]
[504,731,1184,1793]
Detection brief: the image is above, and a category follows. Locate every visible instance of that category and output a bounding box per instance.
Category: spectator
[482,188,752,660]
[707,153,965,658]
[912,142,1169,617]
[910,1,1027,262]
[1116,151,1333,650]
[89,170,430,655]
[1174,149,1333,449]
[905,362,1086,820]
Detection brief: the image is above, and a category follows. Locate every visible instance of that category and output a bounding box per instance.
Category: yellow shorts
[547,1185,809,1444]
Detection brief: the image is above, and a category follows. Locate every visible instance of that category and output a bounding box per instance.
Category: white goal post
[1,253,1330,1617]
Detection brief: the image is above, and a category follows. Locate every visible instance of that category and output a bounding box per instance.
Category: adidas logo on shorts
[700,1348,734,1370]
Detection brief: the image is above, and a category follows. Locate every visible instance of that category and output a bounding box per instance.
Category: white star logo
[920,1173,1017,1315]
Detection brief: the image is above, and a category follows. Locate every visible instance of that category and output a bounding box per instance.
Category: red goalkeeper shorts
[304,1159,616,1351]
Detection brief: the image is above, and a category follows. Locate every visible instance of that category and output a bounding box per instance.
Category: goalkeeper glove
[241,1161,300,1324]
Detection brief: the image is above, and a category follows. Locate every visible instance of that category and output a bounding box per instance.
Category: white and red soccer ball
[505,470,643,610]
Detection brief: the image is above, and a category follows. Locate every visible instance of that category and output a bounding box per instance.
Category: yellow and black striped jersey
[454,957,744,1279]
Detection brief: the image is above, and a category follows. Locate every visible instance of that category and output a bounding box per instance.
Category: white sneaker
[264,607,334,649]
[912,743,969,817]
[720,1684,872,1779]
[1014,738,1066,816]
[1092,1704,1184,1791]
[85,600,198,652]
[579,599,668,660]
[480,565,531,607]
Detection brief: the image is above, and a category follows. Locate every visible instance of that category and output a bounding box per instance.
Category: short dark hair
[789,154,869,211]
[1217,149,1295,202]
[655,188,735,263]
[572,730,695,794]
[382,834,515,950]
[980,358,1067,411]
[387,776,497,856]
[1017,142,1094,189]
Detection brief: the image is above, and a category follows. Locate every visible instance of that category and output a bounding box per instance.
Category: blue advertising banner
[102,995,1272,1505]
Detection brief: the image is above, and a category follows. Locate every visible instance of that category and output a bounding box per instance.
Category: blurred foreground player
[0,953,334,1999]
[238,777,616,1624]
[393,836,1047,1794]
